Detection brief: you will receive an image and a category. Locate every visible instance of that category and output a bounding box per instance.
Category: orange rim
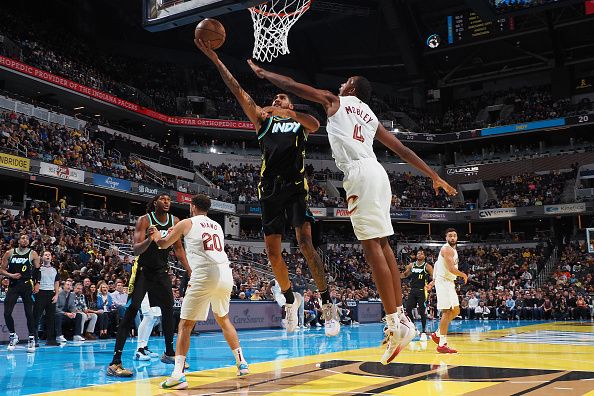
[250,0,312,17]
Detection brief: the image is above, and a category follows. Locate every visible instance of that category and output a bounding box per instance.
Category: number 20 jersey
[184,215,229,271]
[326,95,380,173]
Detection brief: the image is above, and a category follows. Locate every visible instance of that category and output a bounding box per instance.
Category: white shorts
[141,293,161,317]
[435,278,459,310]
[181,264,233,321]
[343,158,394,240]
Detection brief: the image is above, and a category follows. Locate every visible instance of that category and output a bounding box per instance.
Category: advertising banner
[39,162,84,182]
[333,208,351,218]
[0,56,254,130]
[0,303,28,342]
[446,165,481,178]
[481,118,565,136]
[138,183,169,197]
[478,208,517,219]
[391,210,411,219]
[355,302,383,323]
[544,203,586,215]
[309,208,327,217]
[176,191,192,204]
[193,301,282,331]
[211,199,236,214]
[0,152,29,171]
[418,211,448,221]
[92,174,132,191]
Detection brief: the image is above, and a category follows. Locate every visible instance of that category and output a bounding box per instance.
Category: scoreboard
[447,11,514,44]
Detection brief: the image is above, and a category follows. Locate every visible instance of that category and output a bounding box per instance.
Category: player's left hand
[432,177,457,196]
[247,59,266,79]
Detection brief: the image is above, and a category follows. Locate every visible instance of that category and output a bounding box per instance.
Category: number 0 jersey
[326,96,380,173]
[7,248,34,286]
[184,215,229,272]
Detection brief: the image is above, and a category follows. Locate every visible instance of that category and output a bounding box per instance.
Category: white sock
[385,313,399,330]
[396,306,404,314]
[439,335,447,347]
[171,355,186,380]
[435,329,441,337]
[232,347,245,365]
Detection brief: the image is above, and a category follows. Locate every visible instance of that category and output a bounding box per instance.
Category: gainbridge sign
[193,301,282,331]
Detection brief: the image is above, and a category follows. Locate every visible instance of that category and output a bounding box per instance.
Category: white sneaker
[380,326,401,365]
[57,335,67,343]
[420,332,428,341]
[7,334,19,351]
[237,362,249,376]
[73,335,85,342]
[284,293,302,333]
[322,303,341,337]
[134,349,151,361]
[27,337,35,353]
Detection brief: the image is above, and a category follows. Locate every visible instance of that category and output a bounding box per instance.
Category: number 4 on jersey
[353,124,365,142]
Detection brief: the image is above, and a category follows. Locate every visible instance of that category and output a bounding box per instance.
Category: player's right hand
[432,176,457,196]
[195,38,218,61]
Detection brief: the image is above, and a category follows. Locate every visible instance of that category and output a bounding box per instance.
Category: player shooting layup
[248,60,457,364]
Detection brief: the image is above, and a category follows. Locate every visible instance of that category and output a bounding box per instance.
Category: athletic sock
[320,289,332,305]
[396,306,404,315]
[171,355,186,380]
[385,313,399,330]
[439,335,447,347]
[232,347,245,365]
[282,287,295,305]
[435,329,441,337]
[111,351,123,365]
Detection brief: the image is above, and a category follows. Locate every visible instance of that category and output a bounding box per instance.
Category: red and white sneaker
[431,332,440,345]
[436,344,458,354]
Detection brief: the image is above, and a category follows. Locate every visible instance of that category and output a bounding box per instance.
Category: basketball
[195,18,226,50]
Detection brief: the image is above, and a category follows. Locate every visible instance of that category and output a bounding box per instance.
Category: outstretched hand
[432,177,457,196]
[247,59,266,79]
[194,38,219,62]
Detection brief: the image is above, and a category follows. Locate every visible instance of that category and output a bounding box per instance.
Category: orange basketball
[194,18,226,50]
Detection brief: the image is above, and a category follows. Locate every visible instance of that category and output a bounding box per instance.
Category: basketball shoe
[437,344,458,354]
[237,362,250,376]
[134,348,151,361]
[284,292,302,333]
[380,314,416,365]
[160,376,188,390]
[27,337,35,353]
[7,334,19,351]
[322,303,341,337]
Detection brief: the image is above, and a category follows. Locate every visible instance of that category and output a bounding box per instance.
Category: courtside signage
[478,208,517,218]
[334,208,351,217]
[40,162,85,182]
[309,208,326,217]
[544,203,586,215]
[0,152,29,171]
[211,199,236,214]
[0,56,254,130]
[92,173,132,191]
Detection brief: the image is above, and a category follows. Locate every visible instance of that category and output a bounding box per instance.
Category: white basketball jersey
[184,215,229,271]
[434,243,459,282]
[326,96,380,172]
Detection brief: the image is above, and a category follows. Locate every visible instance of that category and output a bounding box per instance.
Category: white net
[249,0,312,62]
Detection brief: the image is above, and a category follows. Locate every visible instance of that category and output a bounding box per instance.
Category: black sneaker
[107,363,133,377]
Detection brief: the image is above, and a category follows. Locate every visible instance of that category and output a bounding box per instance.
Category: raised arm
[132,215,153,256]
[248,60,339,115]
[262,107,320,133]
[195,40,266,129]
[375,124,457,196]
[153,218,192,250]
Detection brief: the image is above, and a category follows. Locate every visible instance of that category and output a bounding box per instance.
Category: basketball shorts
[141,293,162,317]
[181,263,233,321]
[258,175,315,236]
[342,158,393,240]
[435,278,459,310]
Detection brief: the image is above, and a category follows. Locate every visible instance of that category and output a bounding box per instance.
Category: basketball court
[3,320,594,395]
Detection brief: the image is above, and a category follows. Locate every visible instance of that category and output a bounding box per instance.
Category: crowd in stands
[1,8,592,134]
[483,170,575,208]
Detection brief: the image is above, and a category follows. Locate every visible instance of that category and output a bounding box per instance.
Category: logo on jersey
[272,122,300,134]
[10,257,29,264]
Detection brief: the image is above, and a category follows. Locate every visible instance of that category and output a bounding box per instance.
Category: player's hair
[352,76,372,102]
[445,227,457,235]
[146,193,170,213]
[191,194,211,212]
[276,92,296,104]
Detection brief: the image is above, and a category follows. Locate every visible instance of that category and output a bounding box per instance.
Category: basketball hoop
[249,0,312,62]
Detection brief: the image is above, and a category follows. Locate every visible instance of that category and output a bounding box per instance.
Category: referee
[33,250,60,347]
[401,248,433,339]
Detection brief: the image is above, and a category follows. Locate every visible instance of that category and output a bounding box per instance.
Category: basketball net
[249,0,312,62]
